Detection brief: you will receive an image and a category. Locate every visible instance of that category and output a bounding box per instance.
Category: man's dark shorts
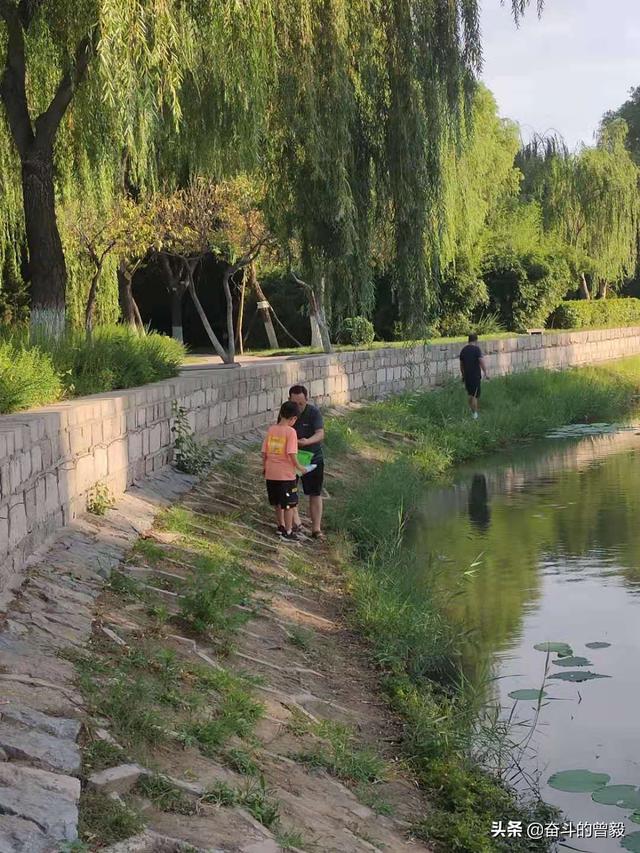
[299,462,324,497]
[464,378,481,398]
[266,480,299,509]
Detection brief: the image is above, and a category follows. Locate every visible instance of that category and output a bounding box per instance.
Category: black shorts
[464,377,481,398]
[266,480,299,509]
[299,461,324,497]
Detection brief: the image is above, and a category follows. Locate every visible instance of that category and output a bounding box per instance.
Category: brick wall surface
[1,326,639,606]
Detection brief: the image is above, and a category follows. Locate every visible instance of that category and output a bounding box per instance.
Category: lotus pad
[622,834,640,853]
[533,642,573,657]
[549,671,610,683]
[547,770,610,793]
[552,656,592,668]
[592,785,640,809]
[585,642,611,649]
[508,689,547,701]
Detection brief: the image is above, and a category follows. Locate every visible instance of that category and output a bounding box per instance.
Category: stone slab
[0,762,80,842]
[0,721,81,774]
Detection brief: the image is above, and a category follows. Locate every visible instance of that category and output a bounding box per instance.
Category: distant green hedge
[551,298,640,329]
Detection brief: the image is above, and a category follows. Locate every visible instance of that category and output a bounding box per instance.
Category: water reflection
[410,428,640,852]
[468,474,491,534]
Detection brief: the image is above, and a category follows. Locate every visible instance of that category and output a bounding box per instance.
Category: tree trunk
[235,269,246,355]
[185,266,230,363]
[597,280,608,299]
[22,155,66,334]
[118,260,142,330]
[171,289,184,343]
[580,273,591,300]
[222,267,236,363]
[314,276,332,353]
[309,310,323,348]
[85,266,102,335]
[250,263,279,349]
[0,4,94,334]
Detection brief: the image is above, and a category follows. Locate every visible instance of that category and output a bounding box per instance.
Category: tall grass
[326,359,640,852]
[0,325,185,413]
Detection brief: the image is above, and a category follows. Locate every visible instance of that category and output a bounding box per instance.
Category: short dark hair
[468,333,479,343]
[278,401,299,422]
[289,384,308,398]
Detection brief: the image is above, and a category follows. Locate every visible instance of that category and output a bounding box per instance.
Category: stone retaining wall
[1,326,639,606]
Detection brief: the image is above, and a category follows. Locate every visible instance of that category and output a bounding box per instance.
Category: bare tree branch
[35,30,96,150]
[0,0,33,158]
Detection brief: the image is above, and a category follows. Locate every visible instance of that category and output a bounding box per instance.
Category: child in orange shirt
[262,402,309,539]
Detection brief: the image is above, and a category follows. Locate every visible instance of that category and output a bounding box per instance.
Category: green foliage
[78,790,143,847]
[136,775,197,815]
[337,317,375,348]
[0,325,183,413]
[87,482,115,516]
[177,554,251,636]
[295,721,386,784]
[171,403,214,475]
[484,247,572,331]
[602,84,640,163]
[551,298,640,329]
[0,340,61,413]
[518,123,639,298]
[59,327,184,396]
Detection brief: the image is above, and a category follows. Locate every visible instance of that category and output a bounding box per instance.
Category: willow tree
[519,122,639,298]
[436,86,521,330]
[266,0,540,336]
[0,0,275,329]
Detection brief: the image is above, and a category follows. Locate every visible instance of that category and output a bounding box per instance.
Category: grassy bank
[0,325,185,413]
[323,358,640,852]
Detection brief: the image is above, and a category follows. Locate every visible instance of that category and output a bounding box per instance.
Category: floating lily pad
[534,642,573,657]
[552,656,592,668]
[592,785,640,809]
[622,833,640,853]
[549,671,610,683]
[631,813,640,825]
[586,641,611,649]
[508,689,548,701]
[547,769,610,793]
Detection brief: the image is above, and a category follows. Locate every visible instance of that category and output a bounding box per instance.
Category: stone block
[45,472,59,513]
[0,722,80,774]
[87,763,144,795]
[8,499,27,548]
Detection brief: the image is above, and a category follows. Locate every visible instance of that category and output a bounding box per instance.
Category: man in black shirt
[289,384,325,538]
[459,333,488,420]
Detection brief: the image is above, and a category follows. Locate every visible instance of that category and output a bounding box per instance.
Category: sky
[480,0,640,150]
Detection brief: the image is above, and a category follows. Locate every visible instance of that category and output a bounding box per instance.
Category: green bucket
[297,449,313,467]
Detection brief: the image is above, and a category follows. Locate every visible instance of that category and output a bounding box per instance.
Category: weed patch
[78,790,143,847]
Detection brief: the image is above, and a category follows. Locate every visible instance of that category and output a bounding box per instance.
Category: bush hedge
[0,326,185,414]
[551,298,640,329]
[0,342,62,414]
[337,316,375,348]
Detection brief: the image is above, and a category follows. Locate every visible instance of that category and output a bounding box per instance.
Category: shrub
[484,247,572,331]
[63,326,185,397]
[0,340,62,413]
[551,298,640,329]
[337,316,375,347]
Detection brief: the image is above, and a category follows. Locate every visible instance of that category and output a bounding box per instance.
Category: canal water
[412,426,640,852]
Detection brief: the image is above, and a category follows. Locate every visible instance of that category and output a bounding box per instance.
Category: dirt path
[62,445,432,852]
[0,424,432,852]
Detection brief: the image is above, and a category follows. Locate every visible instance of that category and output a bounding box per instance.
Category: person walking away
[459,333,488,419]
[262,402,308,539]
[289,384,325,538]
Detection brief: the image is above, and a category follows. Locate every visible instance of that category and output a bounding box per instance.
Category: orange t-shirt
[262,423,298,481]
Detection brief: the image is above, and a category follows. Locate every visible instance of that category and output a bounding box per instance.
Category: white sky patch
[480,0,640,149]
